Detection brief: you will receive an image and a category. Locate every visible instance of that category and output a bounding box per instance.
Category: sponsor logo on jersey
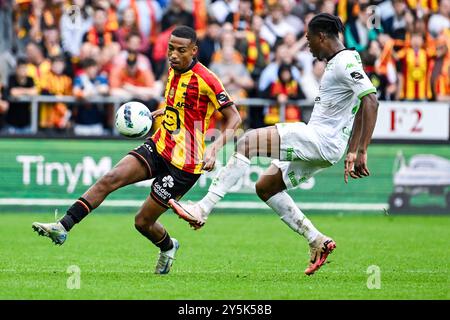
[216,91,230,106]
[350,71,363,81]
[181,82,196,89]
[176,101,192,109]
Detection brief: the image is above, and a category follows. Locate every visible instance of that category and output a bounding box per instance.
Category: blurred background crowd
[0,0,449,136]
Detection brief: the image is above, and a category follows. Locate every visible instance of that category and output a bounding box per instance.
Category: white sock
[265,191,321,244]
[198,152,251,216]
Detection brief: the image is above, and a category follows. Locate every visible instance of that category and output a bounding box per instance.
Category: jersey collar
[178,58,198,74]
[326,47,356,62]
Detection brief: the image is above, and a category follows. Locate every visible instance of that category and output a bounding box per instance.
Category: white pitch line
[0,198,387,211]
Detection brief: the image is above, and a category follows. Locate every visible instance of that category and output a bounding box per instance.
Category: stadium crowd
[0,0,449,135]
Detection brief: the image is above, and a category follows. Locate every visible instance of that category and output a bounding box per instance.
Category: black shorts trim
[150,191,170,208]
[128,150,152,178]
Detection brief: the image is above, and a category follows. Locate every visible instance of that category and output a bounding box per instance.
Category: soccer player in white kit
[170,13,379,275]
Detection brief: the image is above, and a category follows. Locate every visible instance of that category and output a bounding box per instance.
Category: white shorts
[274,122,332,190]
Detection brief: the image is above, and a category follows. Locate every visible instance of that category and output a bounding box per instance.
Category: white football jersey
[308,49,376,164]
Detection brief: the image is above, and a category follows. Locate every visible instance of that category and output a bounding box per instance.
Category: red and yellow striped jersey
[398,48,430,100]
[152,60,233,174]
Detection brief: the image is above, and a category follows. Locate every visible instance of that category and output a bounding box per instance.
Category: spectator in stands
[258,44,302,94]
[235,14,271,83]
[42,24,74,77]
[81,6,120,73]
[115,7,150,53]
[211,30,241,63]
[28,0,59,43]
[406,0,439,18]
[198,18,221,67]
[161,0,194,31]
[264,63,305,125]
[281,31,302,66]
[319,0,336,16]
[109,53,161,110]
[209,45,254,100]
[219,24,237,47]
[0,73,8,132]
[5,58,37,134]
[82,6,117,47]
[40,55,72,130]
[295,13,315,75]
[361,39,396,101]
[60,0,93,58]
[116,0,163,43]
[345,2,383,52]
[209,44,253,129]
[292,0,319,21]
[94,0,119,32]
[208,0,238,25]
[299,58,325,102]
[225,0,252,32]
[427,0,450,38]
[382,0,410,40]
[12,0,32,55]
[0,0,14,86]
[25,41,51,92]
[280,0,305,35]
[396,32,430,101]
[428,35,450,101]
[261,2,298,47]
[72,58,109,135]
[113,32,153,71]
[42,25,63,58]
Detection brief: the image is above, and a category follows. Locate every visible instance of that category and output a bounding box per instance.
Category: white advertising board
[372,102,449,140]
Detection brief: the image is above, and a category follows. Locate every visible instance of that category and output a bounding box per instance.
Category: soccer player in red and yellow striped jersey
[32,26,241,275]
[153,49,235,173]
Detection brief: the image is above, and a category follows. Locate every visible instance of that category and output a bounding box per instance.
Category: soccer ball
[115,101,153,138]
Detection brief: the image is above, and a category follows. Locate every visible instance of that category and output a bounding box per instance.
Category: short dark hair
[278,63,292,79]
[50,54,65,63]
[82,58,97,69]
[94,6,107,13]
[171,25,197,44]
[27,41,44,52]
[308,13,344,37]
[16,56,28,66]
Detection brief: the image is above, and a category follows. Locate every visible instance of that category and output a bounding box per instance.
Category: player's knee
[134,214,151,233]
[255,180,273,202]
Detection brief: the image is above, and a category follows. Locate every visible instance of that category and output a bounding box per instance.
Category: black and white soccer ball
[115,101,152,138]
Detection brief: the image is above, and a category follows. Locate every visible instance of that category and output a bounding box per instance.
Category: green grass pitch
[0,212,449,299]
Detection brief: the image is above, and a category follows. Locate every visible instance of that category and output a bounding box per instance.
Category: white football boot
[154,238,179,274]
[32,221,68,245]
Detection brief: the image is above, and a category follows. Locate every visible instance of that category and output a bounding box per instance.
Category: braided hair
[308,13,345,38]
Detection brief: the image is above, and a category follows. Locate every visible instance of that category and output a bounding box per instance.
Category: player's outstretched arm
[344,93,378,183]
[202,104,242,171]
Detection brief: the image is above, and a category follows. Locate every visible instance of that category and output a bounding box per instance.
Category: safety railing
[6,95,315,135]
